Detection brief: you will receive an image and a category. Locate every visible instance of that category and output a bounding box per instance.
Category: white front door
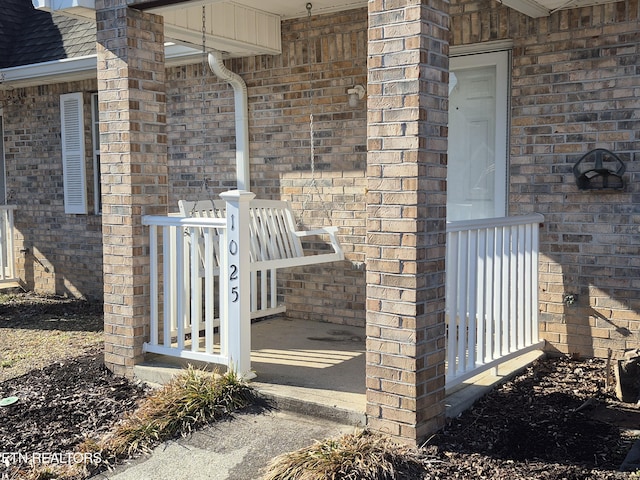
[447,51,509,222]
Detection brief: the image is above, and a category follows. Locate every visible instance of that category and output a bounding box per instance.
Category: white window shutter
[60,92,87,214]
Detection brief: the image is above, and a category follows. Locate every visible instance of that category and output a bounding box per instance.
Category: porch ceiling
[134,0,368,20]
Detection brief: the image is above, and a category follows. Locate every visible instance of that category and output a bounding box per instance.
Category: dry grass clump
[99,366,255,460]
[263,430,432,480]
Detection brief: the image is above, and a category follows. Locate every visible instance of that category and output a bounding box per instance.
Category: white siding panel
[163,3,281,57]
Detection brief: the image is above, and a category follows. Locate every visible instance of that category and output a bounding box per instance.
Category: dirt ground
[0,292,638,479]
[428,356,639,479]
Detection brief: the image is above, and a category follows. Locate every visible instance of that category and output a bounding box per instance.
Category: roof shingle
[0,0,96,69]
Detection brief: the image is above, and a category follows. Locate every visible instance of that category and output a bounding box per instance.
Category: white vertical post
[220,190,256,379]
[149,224,159,346]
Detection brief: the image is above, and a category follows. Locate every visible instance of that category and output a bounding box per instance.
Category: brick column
[366,0,449,444]
[96,1,168,377]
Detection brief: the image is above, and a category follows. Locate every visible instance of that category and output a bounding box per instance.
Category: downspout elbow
[207,51,250,191]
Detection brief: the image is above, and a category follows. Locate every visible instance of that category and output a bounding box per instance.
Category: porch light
[347,84,365,107]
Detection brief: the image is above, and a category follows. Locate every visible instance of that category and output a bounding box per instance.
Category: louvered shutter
[60,93,87,214]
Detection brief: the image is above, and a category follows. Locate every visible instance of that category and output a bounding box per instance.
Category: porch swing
[178,3,344,318]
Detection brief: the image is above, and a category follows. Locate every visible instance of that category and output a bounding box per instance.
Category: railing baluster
[500,226,509,356]
[251,271,258,311]
[163,226,173,348]
[446,231,459,380]
[0,210,7,278]
[204,227,215,355]
[467,230,478,371]
[149,225,159,347]
[190,227,201,352]
[175,226,185,351]
[457,230,469,374]
[0,206,17,284]
[476,228,486,365]
[510,225,517,351]
[486,226,495,361]
[516,224,526,349]
[270,269,277,311]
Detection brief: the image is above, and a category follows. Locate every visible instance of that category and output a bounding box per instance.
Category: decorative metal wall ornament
[573,148,626,191]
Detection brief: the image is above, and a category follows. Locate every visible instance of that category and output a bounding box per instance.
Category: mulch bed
[0,349,147,478]
[427,357,638,479]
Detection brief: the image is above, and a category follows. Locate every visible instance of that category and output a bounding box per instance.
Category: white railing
[0,206,18,286]
[445,214,545,389]
[142,191,255,378]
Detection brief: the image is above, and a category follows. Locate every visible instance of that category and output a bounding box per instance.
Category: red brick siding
[0,81,103,299]
[165,8,369,327]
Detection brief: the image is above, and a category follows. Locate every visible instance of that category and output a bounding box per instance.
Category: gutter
[0,55,96,90]
[0,44,203,90]
[207,51,250,191]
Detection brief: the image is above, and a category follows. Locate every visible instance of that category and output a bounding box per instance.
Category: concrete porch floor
[135,317,545,427]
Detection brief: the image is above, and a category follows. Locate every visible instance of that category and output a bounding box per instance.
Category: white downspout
[208,51,250,191]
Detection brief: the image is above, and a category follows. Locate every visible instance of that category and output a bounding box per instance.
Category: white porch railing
[0,206,18,286]
[445,214,545,389]
[142,191,255,377]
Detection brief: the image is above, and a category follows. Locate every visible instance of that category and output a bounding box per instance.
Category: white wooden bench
[178,198,344,318]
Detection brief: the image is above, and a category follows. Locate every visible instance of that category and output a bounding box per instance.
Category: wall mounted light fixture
[347,84,365,107]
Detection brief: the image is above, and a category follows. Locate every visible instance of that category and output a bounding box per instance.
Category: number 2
[229,264,238,281]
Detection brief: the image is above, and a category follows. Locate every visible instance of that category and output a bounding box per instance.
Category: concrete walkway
[91,409,354,480]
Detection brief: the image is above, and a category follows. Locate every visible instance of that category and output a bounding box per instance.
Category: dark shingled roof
[0,0,96,69]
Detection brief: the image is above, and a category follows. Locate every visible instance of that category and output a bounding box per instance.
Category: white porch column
[220,190,255,378]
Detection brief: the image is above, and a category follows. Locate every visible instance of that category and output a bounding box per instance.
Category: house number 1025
[229,214,239,303]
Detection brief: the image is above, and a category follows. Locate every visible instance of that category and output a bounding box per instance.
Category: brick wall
[166,8,369,327]
[0,81,103,300]
[451,0,640,358]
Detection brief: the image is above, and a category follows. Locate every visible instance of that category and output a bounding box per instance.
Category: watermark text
[1,451,102,467]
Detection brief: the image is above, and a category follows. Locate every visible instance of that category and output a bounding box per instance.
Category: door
[447,51,509,222]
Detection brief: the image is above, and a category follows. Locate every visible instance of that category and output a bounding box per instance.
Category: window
[91,93,101,214]
[60,92,88,214]
[447,50,510,222]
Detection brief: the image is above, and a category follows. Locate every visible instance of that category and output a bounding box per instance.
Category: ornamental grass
[263,430,432,480]
[100,366,255,459]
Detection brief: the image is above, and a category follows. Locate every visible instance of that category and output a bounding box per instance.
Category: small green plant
[263,430,432,480]
[1,359,13,368]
